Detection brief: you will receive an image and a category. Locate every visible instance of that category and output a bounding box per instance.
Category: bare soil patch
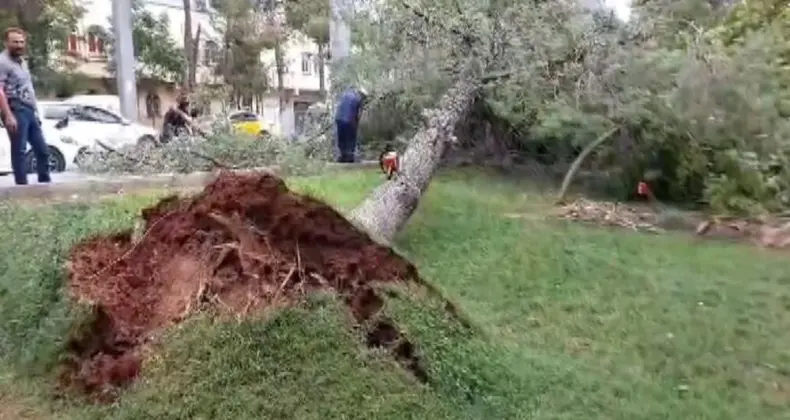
[60,171,427,401]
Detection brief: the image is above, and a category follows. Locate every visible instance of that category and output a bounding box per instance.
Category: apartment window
[313,57,321,75]
[301,53,313,75]
[67,34,78,52]
[87,34,104,54]
[203,40,219,65]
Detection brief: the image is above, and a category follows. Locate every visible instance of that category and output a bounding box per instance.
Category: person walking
[334,86,368,163]
[0,28,49,185]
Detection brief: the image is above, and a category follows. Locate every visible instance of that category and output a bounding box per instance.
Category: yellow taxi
[228,111,280,138]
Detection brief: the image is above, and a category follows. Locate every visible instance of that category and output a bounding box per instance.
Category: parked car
[228,110,280,138]
[39,100,159,149]
[0,119,84,174]
[61,94,122,114]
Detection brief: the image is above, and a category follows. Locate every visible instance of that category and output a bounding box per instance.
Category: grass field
[0,169,789,419]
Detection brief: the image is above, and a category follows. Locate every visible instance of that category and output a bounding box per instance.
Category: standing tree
[182,0,201,91]
[0,0,83,93]
[102,0,185,83]
[212,0,275,109]
[252,0,289,116]
[285,0,329,96]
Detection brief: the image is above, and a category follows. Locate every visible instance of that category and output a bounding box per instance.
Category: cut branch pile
[555,198,665,233]
[77,124,333,175]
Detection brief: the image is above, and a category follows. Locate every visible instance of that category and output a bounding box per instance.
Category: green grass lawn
[0,169,789,419]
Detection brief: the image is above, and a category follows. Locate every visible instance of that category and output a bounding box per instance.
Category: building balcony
[65,33,108,62]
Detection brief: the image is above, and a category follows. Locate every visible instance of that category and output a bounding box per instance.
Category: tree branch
[481,69,516,83]
[556,126,620,204]
[400,0,476,49]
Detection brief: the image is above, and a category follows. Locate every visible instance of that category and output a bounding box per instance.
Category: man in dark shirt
[160,95,192,143]
[334,86,367,163]
[0,28,50,185]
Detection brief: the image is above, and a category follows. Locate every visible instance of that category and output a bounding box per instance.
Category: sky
[605,0,632,21]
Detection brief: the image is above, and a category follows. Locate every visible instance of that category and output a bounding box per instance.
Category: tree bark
[317,42,326,98]
[349,75,479,245]
[189,24,201,89]
[274,39,286,115]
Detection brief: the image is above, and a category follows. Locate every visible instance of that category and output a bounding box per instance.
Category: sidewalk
[0,161,377,202]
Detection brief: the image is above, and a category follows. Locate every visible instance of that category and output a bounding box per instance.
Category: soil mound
[61,171,422,401]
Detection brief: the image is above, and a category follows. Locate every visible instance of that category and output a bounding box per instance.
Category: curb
[0,161,378,202]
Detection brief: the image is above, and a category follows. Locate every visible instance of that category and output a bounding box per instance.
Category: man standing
[0,28,49,185]
[334,86,367,163]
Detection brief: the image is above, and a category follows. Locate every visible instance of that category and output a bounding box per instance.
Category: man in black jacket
[160,95,192,143]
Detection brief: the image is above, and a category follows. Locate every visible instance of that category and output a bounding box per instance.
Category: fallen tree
[344,0,790,240]
[345,0,504,244]
[350,75,478,243]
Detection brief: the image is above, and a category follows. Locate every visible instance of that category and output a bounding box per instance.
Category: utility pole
[112,0,138,120]
[329,0,351,95]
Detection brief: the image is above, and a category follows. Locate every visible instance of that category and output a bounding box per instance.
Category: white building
[63,0,328,134]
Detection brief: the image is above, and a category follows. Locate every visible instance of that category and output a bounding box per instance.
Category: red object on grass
[637,181,651,197]
[380,151,399,180]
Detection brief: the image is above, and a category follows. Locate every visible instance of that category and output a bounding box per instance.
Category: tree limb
[556,126,620,204]
[481,69,516,83]
[95,140,143,164]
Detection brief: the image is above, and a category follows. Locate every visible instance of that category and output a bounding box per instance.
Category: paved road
[0,169,98,187]
[0,161,377,202]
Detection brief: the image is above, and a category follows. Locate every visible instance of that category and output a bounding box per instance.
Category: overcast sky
[606,0,631,20]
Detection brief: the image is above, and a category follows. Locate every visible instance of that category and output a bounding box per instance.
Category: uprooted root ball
[60,171,425,401]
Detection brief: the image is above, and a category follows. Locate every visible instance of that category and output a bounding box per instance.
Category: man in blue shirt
[334,86,367,163]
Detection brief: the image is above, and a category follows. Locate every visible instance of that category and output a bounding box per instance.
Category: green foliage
[714,0,790,47]
[101,0,185,82]
[342,0,790,214]
[46,71,93,98]
[285,0,329,44]
[210,0,275,104]
[0,0,83,93]
[76,122,332,175]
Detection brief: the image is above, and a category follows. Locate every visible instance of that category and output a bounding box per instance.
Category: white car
[0,121,84,175]
[39,101,159,149]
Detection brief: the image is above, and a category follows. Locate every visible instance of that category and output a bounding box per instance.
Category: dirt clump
[61,171,423,401]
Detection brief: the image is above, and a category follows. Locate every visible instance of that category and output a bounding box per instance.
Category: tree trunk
[182,0,193,90]
[274,39,286,115]
[349,76,478,244]
[317,42,326,98]
[189,24,202,89]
